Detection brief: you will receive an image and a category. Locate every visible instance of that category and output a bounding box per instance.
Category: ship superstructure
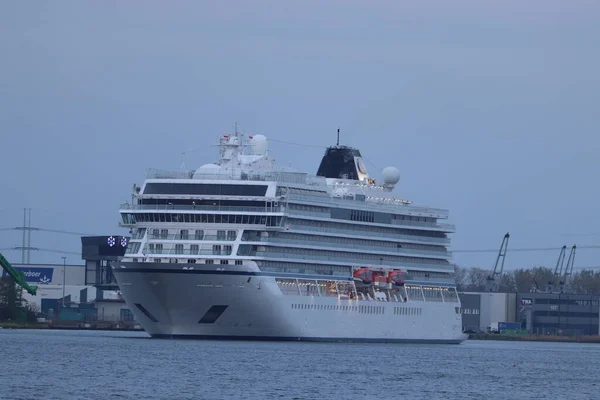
[114,132,466,343]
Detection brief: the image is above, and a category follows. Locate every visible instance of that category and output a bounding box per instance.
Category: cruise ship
[114,131,466,343]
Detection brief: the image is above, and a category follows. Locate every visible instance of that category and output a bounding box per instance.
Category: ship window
[175,244,184,254]
[223,245,232,255]
[220,260,228,265]
[213,245,221,255]
[160,229,168,239]
[154,258,161,263]
[188,259,197,264]
[143,183,268,196]
[180,230,189,240]
[148,243,155,252]
[152,229,159,238]
[190,245,199,255]
[195,230,204,240]
[235,260,243,265]
[205,259,214,264]
[227,230,237,240]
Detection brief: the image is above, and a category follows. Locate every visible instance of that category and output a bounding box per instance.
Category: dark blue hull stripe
[148,334,464,344]
[115,268,456,288]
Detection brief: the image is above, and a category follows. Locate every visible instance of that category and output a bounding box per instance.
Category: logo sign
[520,298,533,306]
[2,267,54,284]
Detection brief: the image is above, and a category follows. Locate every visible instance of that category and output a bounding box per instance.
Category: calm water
[1,329,598,400]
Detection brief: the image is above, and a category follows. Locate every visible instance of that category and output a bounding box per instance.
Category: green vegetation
[455,265,600,294]
[0,276,38,323]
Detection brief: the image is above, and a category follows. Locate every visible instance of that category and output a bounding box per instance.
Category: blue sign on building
[2,267,54,284]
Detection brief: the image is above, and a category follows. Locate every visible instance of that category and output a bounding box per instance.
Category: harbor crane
[0,252,38,295]
[558,245,577,293]
[548,245,567,292]
[485,232,510,292]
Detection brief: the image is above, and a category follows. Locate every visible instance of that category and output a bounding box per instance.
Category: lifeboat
[373,271,389,287]
[388,270,406,287]
[353,268,373,285]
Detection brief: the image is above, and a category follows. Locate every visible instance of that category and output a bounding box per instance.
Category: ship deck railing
[285,226,451,245]
[251,251,454,272]
[120,203,283,213]
[286,194,450,218]
[245,236,451,258]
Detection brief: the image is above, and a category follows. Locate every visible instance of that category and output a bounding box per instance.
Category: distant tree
[0,276,20,321]
[530,266,555,291]
[498,272,517,292]
[453,265,467,291]
[464,267,488,291]
[513,268,537,292]
[571,270,600,295]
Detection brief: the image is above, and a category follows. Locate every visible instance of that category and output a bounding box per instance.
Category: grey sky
[1,1,599,271]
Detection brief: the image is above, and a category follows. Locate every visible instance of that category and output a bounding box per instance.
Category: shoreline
[0,321,143,332]
[468,333,600,343]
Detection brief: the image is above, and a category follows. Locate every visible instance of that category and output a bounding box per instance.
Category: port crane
[558,245,577,293]
[485,232,510,292]
[548,245,567,292]
[0,252,38,295]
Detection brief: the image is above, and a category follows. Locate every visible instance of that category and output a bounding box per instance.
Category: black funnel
[316,146,367,181]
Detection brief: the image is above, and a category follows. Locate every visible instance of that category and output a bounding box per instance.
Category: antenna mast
[336,128,340,146]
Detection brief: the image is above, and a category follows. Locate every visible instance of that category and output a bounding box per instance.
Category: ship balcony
[250,251,454,272]
[285,209,455,232]
[286,194,450,219]
[248,237,451,259]
[285,226,451,245]
[120,203,283,213]
[146,234,236,241]
[143,249,234,256]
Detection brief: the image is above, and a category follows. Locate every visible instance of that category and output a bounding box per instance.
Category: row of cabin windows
[291,304,383,314]
[288,218,446,239]
[147,244,233,255]
[148,229,237,241]
[123,213,281,226]
[266,232,447,253]
[393,307,423,316]
[136,258,243,265]
[254,246,447,265]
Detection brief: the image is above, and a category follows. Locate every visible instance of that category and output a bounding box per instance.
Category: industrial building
[3,262,95,315]
[1,235,137,325]
[459,291,600,336]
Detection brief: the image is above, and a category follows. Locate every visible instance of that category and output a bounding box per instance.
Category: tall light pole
[61,256,67,308]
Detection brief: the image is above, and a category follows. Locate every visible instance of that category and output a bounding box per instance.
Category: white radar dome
[382,166,400,185]
[193,163,221,179]
[250,134,268,155]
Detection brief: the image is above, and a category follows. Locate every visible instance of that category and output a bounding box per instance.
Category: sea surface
[0,329,598,400]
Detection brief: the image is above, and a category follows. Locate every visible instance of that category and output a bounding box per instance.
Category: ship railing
[120,203,283,213]
[285,209,455,231]
[146,234,236,241]
[143,249,234,256]
[251,251,454,271]
[286,194,450,218]
[247,237,451,258]
[146,168,194,179]
[285,225,451,245]
[276,278,460,303]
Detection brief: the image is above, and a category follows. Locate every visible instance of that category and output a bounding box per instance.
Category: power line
[452,245,600,254]
[0,247,79,256]
[269,138,328,149]
[0,227,97,236]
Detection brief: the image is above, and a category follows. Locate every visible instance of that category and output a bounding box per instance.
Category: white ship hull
[113,262,467,343]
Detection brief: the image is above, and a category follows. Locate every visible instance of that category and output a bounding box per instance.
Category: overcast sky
[1,1,599,271]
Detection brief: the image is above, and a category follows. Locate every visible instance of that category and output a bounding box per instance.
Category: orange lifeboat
[353,268,373,285]
[373,271,388,287]
[388,270,406,286]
